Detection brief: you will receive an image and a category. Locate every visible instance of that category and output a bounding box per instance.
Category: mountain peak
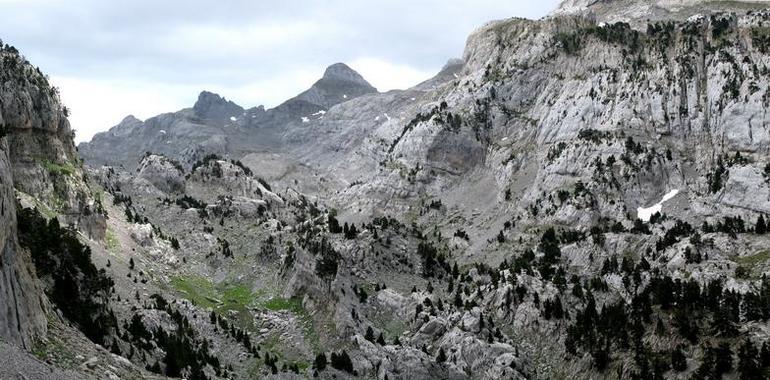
[283,63,377,109]
[321,63,370,85]
[120,115,142,124]
[193,91,244,123]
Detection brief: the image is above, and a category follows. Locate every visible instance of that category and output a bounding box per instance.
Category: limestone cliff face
[1,45,104,238]
[258,7,770,261]
[0,132,46,350]
[0,41,105,348]
[552,0,770,25]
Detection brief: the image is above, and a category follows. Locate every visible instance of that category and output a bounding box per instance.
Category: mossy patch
[734,250,770,279]
[171,275,257,327]
[31,338,78,369]
[735,250,770,267]
[263,297,303,313]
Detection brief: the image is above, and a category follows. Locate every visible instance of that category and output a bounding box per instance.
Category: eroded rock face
[552,0,770,25]
[0,42,108,349]
[135,154,185,194]
[0,139,46,349]
[1,46,105,239]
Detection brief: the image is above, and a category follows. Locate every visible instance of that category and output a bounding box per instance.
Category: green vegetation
[105,228,119,252]
[735,250,770,279]
[32,337,78,369]
[17,206,116,346]
[171,275,256,315]
[40,159,77,176]
[263,297,304,313]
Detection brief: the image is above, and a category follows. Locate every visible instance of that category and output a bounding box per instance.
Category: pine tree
[364,326,375,342]
[756,215,767,235]
[436,348,447,363]
[738,339,762,380]
[313,353,327,371]
[671,345,687,372]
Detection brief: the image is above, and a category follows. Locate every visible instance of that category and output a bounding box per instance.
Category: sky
[0,0,560,142]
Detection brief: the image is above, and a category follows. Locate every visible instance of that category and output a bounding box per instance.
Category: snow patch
[311,110,326,116]
[230,116,237,122]
[384,113,391,121]
[159,130,167,135]
[343,94,347,99]
[637,189,679,222]
[375,116,380,121]
[301,117,310,123]
[453,73,459,79]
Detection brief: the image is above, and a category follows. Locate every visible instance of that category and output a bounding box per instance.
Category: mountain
[192,91,244,125]
[8,1,770,379]
[289,62,378,108]
[78,62,377,169]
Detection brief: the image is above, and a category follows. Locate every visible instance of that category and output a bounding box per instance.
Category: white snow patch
[637,189,679,222]
[230,116,237,122]
[453,73,459,78]
[343,94,347,99]
[159,130,167,135]
[411,97,416,101]
[301,117,310,123]
[311,110,326,116]
[383,113,391,121]
[375,116,380,121]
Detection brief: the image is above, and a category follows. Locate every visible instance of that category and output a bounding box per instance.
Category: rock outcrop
[0,136,46,350]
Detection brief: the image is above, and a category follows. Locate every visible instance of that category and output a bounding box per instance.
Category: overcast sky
[0,0,560,142]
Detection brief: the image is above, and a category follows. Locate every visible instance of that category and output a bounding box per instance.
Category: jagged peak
[193,90,244,122]
[194,90,238,110]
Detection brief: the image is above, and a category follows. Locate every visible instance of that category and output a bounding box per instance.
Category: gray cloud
[0,0,559,141]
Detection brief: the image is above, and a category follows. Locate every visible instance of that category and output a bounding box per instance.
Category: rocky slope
[11,0,770,379]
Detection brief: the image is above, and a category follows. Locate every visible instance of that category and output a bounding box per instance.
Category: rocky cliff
[553,0,770,25]
[0,36,108,349]
[0,132,46,350]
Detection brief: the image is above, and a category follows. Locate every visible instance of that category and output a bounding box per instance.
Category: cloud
[52,76,196,141]
[349,58,435,91]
